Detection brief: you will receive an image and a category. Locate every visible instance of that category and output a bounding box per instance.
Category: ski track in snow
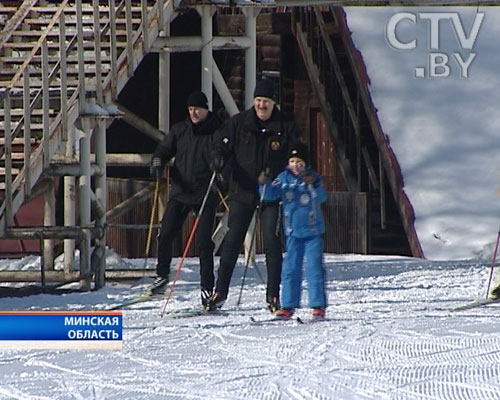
[1,257,500,399]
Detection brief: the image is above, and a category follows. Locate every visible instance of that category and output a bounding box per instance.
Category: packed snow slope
[1,254,500,399]
[345,7,500,260]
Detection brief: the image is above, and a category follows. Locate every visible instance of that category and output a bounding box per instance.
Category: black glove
[150,157,163,179]
[258,168,271,185]
[210,151,224,173]
[301,170,316,185]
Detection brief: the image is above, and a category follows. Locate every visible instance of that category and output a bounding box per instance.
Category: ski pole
[485,227,500,298]
[237,183,268,306]
[160,171,217,317]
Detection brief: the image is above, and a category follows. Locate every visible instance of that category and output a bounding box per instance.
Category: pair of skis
[107,294,328,323]
[452,297,500,311]
[107,295,227,318]
[249,315,327,325]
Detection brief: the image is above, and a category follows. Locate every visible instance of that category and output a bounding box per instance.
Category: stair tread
[10,29,129,37]
[22,17,142,25]
[0,5,147,13]
[0,66,111,76]
[2,41,128,49]
[0,138,38,145]
[0,109,56,116]
[0,55,112,63]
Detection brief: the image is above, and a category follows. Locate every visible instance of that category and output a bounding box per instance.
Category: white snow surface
[344,7,500,260]
[2,6,500,400]
[2,252,500,400]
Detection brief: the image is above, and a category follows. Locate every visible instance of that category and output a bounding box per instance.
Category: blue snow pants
[280,235,326,309]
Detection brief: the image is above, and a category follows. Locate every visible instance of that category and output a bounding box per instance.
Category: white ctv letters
[386,12,484,78]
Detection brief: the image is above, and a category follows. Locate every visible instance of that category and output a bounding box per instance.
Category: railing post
[158,0,164,33]
[41,38,50,169]
[141,0,149,53]
[109,0,118,100]
[93,0,104,105]
[23,71,32,199]
[76,0,86,114]
[3,91,13,231]
[125,0,134,77]
[59,11,68,141]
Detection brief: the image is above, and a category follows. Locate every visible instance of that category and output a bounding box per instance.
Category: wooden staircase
[291,6,421,257]
[0,0,177,288]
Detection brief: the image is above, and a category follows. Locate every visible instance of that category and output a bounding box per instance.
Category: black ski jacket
[153,112,221,204]
[213,107,301,205]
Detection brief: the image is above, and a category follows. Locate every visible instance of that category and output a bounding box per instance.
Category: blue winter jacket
[263,168,327,239]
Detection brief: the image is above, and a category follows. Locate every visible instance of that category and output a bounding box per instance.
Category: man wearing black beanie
[209,78,303,314]
[148,91,220,309]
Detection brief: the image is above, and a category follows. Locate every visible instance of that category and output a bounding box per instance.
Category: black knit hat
[289,144,308,164]
[187,91,209,109]
[253,79,275,100]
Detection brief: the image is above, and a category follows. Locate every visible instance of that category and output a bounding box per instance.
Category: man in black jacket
[209,79,302,313]
[149,91,220,308]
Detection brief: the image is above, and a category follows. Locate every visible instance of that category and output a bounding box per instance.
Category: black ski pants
[215,200,283,301]
[156,196,217,291]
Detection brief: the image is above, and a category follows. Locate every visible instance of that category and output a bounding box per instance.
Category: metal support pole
[64,124,76,275]
[200,5,215,108]
[78,118,92,291]
[158,18,171,220]
[243,7,260,109]
[80,229,92,290]
[158,53,170,134]
[94,119,107,288]
[43,179,55,271]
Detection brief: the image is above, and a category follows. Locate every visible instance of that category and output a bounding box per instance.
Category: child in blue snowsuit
[263,147,328,319]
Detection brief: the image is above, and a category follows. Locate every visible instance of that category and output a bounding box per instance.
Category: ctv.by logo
[385,12,484,78]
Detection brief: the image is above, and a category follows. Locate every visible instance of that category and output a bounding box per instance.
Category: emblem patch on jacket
[300,193,310,205]
[270,141,280,151]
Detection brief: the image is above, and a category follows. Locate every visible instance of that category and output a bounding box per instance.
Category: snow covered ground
[1,253,500,400]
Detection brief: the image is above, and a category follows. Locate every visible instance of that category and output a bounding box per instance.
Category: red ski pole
[485,228,500,299]
[160,172,217,317]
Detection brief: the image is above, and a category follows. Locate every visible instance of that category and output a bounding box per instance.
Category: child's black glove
[301,170,316,185]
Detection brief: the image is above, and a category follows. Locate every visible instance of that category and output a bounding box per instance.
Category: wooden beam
[0,270,81,283]
[4,226,104,240]
[106,183,154,223]
[116,102,164,142]
[105,153,152,166]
